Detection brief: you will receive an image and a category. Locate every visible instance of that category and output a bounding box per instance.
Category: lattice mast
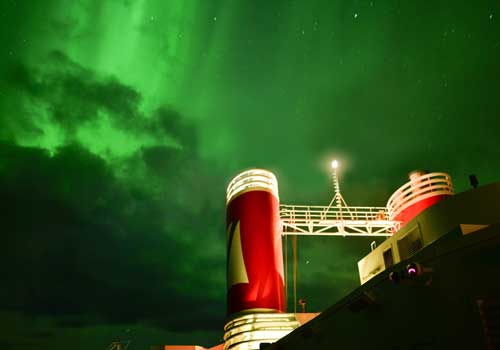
[331,160,343,208]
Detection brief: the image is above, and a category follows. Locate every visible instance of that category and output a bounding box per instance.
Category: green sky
[1,0,499,348]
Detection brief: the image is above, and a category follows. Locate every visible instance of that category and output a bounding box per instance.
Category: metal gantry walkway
[280,203,400,237]
[279,172,454,237]
[279,160,400,237]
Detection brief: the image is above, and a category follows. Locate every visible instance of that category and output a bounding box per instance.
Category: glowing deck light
[331,160,339,169]
[406,263,420,277]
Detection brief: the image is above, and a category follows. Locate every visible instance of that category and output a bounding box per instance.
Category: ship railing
[226,169,278,203]
[386,172,454,220]
[280,204,399,236]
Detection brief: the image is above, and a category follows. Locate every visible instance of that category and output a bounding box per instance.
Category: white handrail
[386,172,453,220]
[280,205,389,221]
[279,204,398,236]
[226,169,279,203]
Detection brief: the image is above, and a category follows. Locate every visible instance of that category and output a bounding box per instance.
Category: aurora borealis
[1,0,500,348]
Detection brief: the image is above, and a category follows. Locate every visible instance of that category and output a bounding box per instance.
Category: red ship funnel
[226,169,286,316]
[387,171,454,229]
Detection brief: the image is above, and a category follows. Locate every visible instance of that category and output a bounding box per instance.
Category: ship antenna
[331,160,341,208]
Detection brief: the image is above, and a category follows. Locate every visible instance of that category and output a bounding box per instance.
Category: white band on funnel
[226,169,279,204]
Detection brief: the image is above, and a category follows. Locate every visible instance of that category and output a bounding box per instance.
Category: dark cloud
[2,52,198,151]
[150,107,198,150]
[0,140,225,333]
[142,145,188,179]
[4,51,140,134]
[1,52,227,340]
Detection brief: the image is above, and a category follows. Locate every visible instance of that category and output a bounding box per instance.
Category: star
[354,13,358,19]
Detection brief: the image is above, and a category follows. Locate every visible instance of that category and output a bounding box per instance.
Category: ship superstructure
[166,164,500,350]
[267,181,500,350]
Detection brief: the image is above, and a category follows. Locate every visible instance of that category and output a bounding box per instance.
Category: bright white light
[331,160,339,169]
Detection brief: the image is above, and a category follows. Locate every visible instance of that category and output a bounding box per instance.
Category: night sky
[1,1,500,349]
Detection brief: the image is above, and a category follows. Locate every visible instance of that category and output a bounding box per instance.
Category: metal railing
[226,169,279,204]
[280,204,400,236]
[386,172,453,220]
